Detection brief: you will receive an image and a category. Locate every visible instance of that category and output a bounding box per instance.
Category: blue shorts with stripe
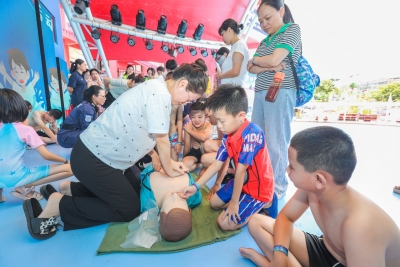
[216,179,266,224]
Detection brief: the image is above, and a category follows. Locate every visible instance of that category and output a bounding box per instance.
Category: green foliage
[370,83,400,102]
[314,80,338,102]
[348,106,358,113]
[349,82,358,89]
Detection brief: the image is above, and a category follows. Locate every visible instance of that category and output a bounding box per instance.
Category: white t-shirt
[221,39,250,87]
[80,79,171,170]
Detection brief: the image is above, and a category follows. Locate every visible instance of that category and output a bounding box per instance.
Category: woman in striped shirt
[247,0,301,198]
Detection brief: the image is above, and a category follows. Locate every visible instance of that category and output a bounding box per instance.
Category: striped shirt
[254,23,301,92]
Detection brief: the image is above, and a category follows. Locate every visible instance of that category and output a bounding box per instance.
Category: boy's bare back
[307,187,400,266]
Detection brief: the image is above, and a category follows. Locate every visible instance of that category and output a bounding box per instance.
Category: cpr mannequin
[136,166,201,244]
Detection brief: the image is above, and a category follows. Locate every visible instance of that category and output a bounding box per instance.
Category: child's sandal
[23,198,59,240]
[10,186,43,201]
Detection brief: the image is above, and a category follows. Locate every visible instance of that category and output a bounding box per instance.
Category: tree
[370,83,400,102]
[314,79,338,102]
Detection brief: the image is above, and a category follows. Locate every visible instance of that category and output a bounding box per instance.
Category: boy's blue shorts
[216,179,265,224]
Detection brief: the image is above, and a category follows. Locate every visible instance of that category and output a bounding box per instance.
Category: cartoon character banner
[0,0,46,111]
[39,1,70,119]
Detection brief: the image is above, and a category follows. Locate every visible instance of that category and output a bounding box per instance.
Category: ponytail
[259,1,295,23]
[69,58,85,74]
[283,4,295,23]
[218,19,244,35]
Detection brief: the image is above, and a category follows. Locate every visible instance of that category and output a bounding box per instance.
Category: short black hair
[48,109,62,120]
[290,126,357,185]
[134,74,145,84]
[0,88,29,123]
[190,100,206,112]
[166,59,178,71]
[216,47,230,56]
[172,61,208,95]
[25,100,32,110]
[127,74,136,80]
[157,66,165,72]
[205,84,248,116]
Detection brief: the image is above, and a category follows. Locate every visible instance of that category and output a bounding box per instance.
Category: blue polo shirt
[68,71,87,106]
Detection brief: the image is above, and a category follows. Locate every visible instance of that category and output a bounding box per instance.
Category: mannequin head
[159,192,192,242]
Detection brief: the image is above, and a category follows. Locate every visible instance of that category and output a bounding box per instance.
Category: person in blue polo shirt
[57,85,106,148]
[67,59,88,108]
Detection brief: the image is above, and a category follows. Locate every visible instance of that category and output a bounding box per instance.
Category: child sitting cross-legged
[178,84,276,231]
[181,100,213,172]
[240,126,400,267]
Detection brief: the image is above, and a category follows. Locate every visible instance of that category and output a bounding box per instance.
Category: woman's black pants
[59,137,141,230]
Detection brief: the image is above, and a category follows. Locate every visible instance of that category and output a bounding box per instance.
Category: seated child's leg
[211,179,265,231]
[182,156,199,172]
[240,214,308,267]
[24,164,73,187]
[169,133,179,161]
[201,152,217,168]
[203,139,221,154]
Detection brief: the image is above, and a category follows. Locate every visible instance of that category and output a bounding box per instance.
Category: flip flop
[23,198,58,240]
[10,186,43,201]
[393,186,400,195]
[40,184,57,201]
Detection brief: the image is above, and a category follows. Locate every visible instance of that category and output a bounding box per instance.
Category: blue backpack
[289,55,320,107]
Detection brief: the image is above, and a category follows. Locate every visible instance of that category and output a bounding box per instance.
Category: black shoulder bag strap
[288,43,302,93]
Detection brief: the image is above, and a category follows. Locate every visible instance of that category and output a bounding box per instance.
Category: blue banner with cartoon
[0,0,46,111]
[39,2,70,122]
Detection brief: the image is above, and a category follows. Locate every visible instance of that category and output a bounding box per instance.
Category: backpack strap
[288,42,302,92]
[289,56,299,93]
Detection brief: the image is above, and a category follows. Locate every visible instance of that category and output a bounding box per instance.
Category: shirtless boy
[27,109,62,144]
[240,126,400,267]
[169,104,183,161]
[182,100,213,172]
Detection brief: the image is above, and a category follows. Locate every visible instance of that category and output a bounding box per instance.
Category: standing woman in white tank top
[216,19,250,87]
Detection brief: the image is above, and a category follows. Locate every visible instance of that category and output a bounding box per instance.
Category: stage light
[91,28,101,40]
[74,0,87,15]
[136,10,146,30]
[193,23,204,41]
[110,32,120,43]
[211,49,217,58]
[176,44,184,54]
[189,47,197,56]
[177,19,187,38]
[127,36,136,46]
[145,39,153,50]
[161,42,169,53]
[201,48,208,57]
[157,15,167,35]
[110,4,122,26]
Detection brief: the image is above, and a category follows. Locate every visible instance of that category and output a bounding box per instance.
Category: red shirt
[216,120,274,202]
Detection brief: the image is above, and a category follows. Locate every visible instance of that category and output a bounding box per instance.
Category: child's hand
[222,201,240,225]
[175,185,197,199]
[174,143,182,154]
[34,71,40,81]
[183,121,192,133]
[206,183,221,201]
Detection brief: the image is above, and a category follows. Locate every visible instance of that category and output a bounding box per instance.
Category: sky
[285,0,400,84]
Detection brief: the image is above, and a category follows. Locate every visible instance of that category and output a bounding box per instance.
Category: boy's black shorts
[304,232,345,267]
[183,148,202,163]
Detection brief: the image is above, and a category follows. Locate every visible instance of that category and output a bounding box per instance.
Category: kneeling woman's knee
[120,201,141,222]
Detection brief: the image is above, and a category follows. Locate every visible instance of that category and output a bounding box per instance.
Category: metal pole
[59,0,94,68]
